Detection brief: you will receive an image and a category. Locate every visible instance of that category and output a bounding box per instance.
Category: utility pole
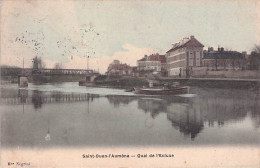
[22,57,24,75]
[87,56,90,70]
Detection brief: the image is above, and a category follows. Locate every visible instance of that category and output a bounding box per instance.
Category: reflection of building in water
[136,96,189,118]
[166,96,250,140]
[167,103,204,140]
[188,88,259,127]
[106,95,136,107]
[138,98,168,118]
[165,89,260,140]
[106,95,188,119]
[107,95,172,118]
[197,96,248,126]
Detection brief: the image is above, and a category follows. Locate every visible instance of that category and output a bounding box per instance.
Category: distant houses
[202,47,247,71]
[137,53,167,76]
[106,35,255,78]
[106,60,137,76]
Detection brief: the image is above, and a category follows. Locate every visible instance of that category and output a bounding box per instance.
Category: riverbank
[158,77,260,90]
[94,77,148,89]
[1,74,259,90]
[93,76,260,90]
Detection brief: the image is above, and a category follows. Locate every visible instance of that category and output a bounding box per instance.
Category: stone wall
[191,69,260,79]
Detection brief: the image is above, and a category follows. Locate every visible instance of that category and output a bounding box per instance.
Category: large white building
[137,54,166,72]
[166,36,204,77]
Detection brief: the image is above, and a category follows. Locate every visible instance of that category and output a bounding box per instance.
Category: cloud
[60,44,157,74]
[1,42,157,73]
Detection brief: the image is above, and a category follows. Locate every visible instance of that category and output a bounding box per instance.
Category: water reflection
[18,89,28,113]
[1,89,99,109]
[106,95,136,108]
[167,103,204,140]
[106,88,260,140]
[18,89,28,104]
[1,84,260,147]
[32,90,43,109]
[138,98,165,118]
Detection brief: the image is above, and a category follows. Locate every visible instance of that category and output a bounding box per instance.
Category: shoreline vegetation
[1,74,259,90]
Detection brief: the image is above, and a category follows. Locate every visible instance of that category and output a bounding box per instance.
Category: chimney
[221,47,224,51]
[190,35,194,39]
[208,47,214,52]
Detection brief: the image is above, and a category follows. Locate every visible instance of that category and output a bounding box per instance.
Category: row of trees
[32,56,62,70]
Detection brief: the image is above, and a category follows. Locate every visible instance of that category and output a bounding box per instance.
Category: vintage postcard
[0,0,259,167]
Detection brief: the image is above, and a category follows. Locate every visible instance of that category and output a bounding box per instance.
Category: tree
[54,63,63,69]
[248,45,260,70]
[253,44,260,54]
[32,56,45,69]
[248,52,260,70]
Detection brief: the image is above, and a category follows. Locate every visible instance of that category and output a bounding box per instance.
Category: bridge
[1,67,97,76]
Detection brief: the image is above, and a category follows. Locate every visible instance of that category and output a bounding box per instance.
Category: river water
[0,82,259,148]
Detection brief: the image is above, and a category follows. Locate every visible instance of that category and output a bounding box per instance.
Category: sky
[1,0,260,73]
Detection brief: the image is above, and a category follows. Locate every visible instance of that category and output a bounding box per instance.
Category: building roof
[149,55,166,63]
[109,64,130,70]
[138,54,166,63]
[203,50,244,59]
[138,57,146,61]
[166,36,204,53]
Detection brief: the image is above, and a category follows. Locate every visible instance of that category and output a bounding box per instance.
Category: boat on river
[134,81,188,95]
[134,86,188,95]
